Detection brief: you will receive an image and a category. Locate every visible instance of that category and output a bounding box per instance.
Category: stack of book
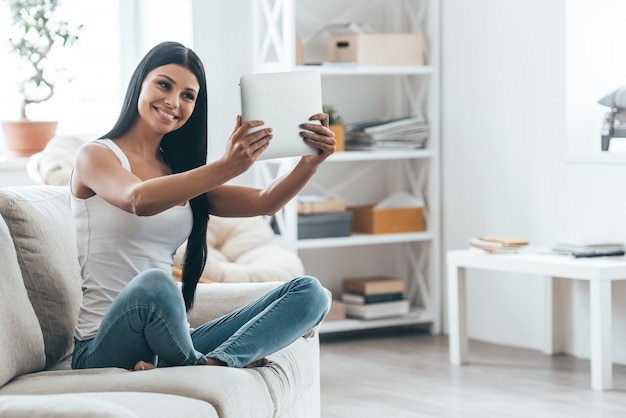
[344,115,428,151]
[553,241,625,258]
[341,276,410,320]
[469,236,529,254]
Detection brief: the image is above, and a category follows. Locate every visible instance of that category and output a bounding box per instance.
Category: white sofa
[0,185,324,417]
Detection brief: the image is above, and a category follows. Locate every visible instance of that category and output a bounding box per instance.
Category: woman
[70,41,333,371]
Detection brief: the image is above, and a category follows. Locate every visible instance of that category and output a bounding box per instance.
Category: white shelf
[297,231,434,250]
[261,149,434,164]
[327,149,433,162]
[252,0,441,334]
[320,308,434,334]
[294,64,434,76]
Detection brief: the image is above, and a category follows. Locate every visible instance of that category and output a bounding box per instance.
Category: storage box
[297,197,346,215]
[349,205,425,234]
[327,33,424,66]
[323,299,346,321]
[298,211,353,239]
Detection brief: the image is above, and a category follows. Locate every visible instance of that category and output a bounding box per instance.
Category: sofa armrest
[186,282,284,328]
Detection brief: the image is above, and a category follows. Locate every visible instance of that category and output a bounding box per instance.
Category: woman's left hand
[300,112,336,166]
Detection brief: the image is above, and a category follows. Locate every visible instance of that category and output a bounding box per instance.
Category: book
[345,115,429,150]
[341,292,405,305]
[553,241,625,258]
[469,237,529,254]
[480,236,529,246]
[342,276,405,295]
[344,299,410,320]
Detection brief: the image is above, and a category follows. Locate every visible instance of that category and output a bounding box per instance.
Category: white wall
[442,0,626,364]
[191,0,254,163]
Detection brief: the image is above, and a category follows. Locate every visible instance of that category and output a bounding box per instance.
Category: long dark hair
[101,41,208,311]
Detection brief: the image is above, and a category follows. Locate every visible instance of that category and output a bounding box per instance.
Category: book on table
[469,236,529,254]
[552,241,625,258]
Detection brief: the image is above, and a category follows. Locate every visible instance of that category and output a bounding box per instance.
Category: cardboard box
[349,205,425,234]
[324,299,346,321]
[297,198,346,215]
[327,33,424,66]
[298,211,353,239]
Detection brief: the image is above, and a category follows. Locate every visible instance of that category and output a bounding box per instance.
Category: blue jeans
[72,269,329,369]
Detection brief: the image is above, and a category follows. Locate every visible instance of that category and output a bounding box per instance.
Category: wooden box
[327,33,424,66]
[349,205,425,234]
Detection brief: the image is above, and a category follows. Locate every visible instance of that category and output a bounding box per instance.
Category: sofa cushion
[0,216,46,387]
[0,367,275,418]
[174,216,304,283]
[0,186,82,369]
[0,392,218,418]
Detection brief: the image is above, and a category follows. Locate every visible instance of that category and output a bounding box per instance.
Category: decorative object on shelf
[328,33,425,66]
[598,85,626,151]
[0,0,82,157]
[323,104,345,151]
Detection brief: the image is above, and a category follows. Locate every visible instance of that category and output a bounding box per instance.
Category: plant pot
[0,120,57,157]
[329,124,345,152]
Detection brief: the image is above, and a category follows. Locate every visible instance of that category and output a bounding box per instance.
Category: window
[0,0,122,138]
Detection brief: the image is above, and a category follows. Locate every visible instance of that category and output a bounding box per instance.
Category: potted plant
[0,0,81,157]
[323,104,345,152]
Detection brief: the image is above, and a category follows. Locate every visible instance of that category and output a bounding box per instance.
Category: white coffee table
[447,248,626,390]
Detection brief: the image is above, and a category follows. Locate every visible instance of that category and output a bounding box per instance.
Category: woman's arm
[71,117,272,216]
[207,113,335,217]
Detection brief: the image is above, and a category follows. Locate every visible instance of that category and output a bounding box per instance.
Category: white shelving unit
[251,0,440,334]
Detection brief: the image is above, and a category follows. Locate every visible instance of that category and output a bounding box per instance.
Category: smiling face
[136,64,200,136]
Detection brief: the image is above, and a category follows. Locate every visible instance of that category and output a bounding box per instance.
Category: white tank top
[72,139,193,340]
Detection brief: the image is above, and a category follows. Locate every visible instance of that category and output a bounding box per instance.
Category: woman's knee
[292,276,330,317]
[126,268,180,302]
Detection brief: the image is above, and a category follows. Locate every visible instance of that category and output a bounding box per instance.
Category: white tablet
[240,70,322,160]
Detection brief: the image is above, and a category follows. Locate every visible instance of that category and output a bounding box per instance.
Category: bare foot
[205,358,227,366]
[244,358,269,368]
[131,360,156,371]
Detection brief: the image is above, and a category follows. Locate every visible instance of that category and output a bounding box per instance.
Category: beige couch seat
[0,392,218,418]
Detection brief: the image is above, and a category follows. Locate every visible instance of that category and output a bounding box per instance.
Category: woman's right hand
[221,115,272,176]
